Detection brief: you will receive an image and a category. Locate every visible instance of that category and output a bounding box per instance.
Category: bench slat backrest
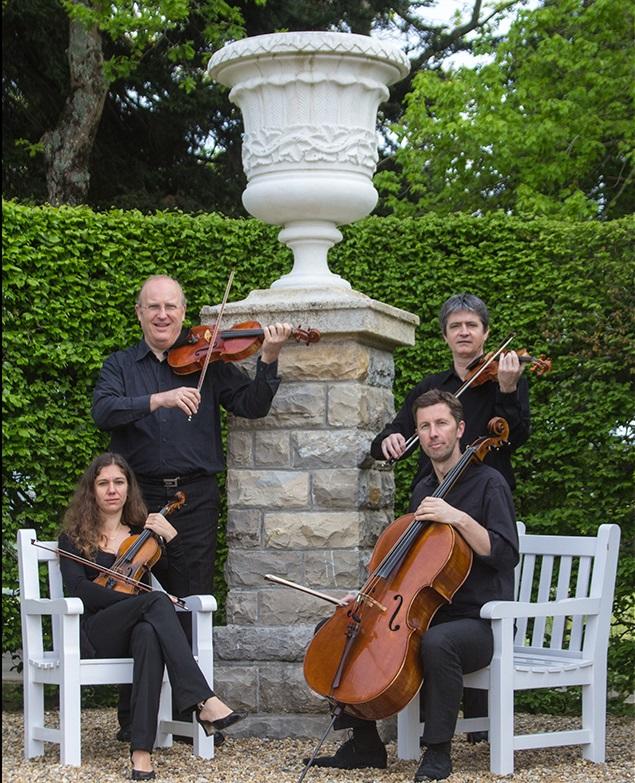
[514,525,619,660]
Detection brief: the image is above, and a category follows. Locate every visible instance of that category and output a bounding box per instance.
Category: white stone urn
[207,32,409,290]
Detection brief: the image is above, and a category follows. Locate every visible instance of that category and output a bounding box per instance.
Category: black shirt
[370,367,530,489]
[92,331,281,478]
[409,462,519,621]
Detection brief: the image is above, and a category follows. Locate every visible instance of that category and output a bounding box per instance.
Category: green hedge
[3,201,634,709]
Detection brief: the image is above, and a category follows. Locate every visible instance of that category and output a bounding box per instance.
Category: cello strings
[361,447,477,595]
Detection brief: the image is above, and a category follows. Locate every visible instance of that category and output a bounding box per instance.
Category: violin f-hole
[389,594,403,631]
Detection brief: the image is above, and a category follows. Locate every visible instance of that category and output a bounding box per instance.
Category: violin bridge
[356,592,387,613]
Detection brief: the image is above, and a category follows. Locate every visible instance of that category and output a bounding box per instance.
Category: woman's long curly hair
[62,453,147,558]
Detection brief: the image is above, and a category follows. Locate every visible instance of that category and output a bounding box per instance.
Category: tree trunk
[42,17,108,205]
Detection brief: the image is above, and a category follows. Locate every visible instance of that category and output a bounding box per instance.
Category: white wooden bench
[17,528,218,766]
[397,522,621,775]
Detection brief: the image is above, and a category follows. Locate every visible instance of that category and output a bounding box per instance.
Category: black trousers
[139,474,220,595]
[84,591,213,751]
[118,476,220,732]
[334,617,493,744]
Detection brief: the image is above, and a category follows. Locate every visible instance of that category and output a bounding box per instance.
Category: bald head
[135,276,187,355]
[137,275,186,308]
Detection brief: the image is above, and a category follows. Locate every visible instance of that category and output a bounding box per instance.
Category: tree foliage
[3,0,524,212]
[3,0,251,207]
[3,201,633,706]
[377,0,635,220]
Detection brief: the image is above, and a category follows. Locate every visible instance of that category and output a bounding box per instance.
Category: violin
[387,336,551,465]
[303,418,509,722]
[167,322,321,376]
[94,492,186,595]
[461,348,552,390]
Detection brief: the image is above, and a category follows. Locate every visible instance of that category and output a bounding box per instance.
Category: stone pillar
[205,289,418,737]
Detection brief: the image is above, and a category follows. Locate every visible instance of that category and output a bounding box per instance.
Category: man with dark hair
[370,293,529,741]
[311,390,519,781]
[371,292,530,490]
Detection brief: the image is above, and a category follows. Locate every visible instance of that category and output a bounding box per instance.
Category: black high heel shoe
[195,703,247,737]
[131,770,156,781]
[130,750,156,780]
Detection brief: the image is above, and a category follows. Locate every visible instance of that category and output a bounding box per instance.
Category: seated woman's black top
[58,527,190,616]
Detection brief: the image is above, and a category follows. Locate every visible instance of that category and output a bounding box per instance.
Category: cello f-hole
[389,594,403,631]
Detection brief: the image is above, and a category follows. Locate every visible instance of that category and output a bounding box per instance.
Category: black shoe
[307,737,387,769]
[130,750,155,780]
[196,707,246,737]
[466,730,488,744]
[130,770,155,781]
[414,743,452,781]
[117,727,132,742]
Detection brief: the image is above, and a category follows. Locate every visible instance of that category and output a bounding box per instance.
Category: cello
[303,417,509,722]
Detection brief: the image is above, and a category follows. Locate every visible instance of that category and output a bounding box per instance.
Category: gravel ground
[2,709,634,783]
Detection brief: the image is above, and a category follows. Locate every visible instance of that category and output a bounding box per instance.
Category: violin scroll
[521,352,552,376]
[159,491,186,517]
[292,326,321,346]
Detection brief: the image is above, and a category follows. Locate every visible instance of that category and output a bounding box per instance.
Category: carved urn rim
[208,31,410,83]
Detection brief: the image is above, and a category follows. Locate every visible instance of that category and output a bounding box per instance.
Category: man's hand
[150,387,201,416]
[413,496,491,556]
[260,322,293,364]
[497,350,526,393]
[381,433,407,461]
[413,497,458,526]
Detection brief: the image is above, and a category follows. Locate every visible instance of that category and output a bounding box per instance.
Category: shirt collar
[441,365,460,383]
[135,327,190,363]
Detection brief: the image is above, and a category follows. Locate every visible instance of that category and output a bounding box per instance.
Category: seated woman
[58,452,245,781]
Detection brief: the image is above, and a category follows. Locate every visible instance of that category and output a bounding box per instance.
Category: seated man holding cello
[308,389,519,781]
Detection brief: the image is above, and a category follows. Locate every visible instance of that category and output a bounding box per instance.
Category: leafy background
[3,201,633,710]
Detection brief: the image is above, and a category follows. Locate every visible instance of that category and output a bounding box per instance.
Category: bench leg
[192,718,214,760]
[154,678,173,749]
[23,671,45,759]
[59,673,82,765]
[582,667,606,762]
[59,616,82,766]
[488,618,514,776]
[397,692,421,760]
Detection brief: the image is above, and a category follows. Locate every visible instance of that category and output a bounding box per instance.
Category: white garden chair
[397,522,621,775]
[17,527,217,766]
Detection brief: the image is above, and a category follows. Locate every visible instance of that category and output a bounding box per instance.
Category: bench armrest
[182,594,217,613]
[480,596,601,620]
[22,597,84,616]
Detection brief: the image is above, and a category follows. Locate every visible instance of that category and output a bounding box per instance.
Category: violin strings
[395,335,516,459]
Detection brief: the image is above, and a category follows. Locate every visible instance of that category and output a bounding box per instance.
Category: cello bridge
[356,592,387,613]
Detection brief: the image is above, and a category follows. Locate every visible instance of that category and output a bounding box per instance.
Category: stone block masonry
[202,288,417,737]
